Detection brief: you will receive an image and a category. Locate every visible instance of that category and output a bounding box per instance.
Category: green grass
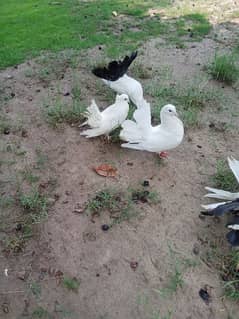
[32,307,52,319]
[212,160,239,192]
[20,190,46,212]
[208,54,239,84]
[201,240,239,302]
[21,167,40,184]
[0,114,11,134]
[151,311,172,319]
[155,245,197,297]
[146,80,223,127]
[19,189,48,224]
[63,277,80,292]
[86,186,159,225]
[29,281,42,298]
[43,97,86,128]
[0,0,212,68]
[35,148,48,169]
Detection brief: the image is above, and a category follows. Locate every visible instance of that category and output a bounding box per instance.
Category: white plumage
[202,157,239,210]
[102,75,144,109]
[92,51,145,108]
[120,101,184,154]
[80,94,129,138]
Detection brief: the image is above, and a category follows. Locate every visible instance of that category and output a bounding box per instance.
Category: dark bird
[226,216,239,246]
[201,199,239,216]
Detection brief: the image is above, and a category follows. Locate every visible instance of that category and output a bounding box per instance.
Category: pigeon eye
[168,109,172,112]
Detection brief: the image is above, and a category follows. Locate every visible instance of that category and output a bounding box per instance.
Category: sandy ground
[0,21,239,319]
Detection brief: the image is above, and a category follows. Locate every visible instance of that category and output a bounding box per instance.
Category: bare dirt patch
[0,32,239,319]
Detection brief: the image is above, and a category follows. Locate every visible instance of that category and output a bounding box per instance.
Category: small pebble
[193,243,200,255]
[143,180,149,187]
[101,224,109,231]
[21,129,28,138]
[17,270,27,281]
[130,261,138,271]
[3,128,10,135]
[209,122,215,128]
[2,303,9,313]
[16,224,22,231]
[197,145,202,149]
[199,288,211,304]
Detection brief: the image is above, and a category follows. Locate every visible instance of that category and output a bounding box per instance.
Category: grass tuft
[44,98,86,128]
[19,189,48,224]
[32,306,52,319]
[86,186,159,225]
[146,80,223,128]
[212,160,239,192]
[63,277,80,292]
[208,54,239,84]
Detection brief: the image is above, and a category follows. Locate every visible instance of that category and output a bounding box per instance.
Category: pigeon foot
[159,151,169,158]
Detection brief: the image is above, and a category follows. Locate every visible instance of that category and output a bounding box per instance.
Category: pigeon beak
[175,110,179,117]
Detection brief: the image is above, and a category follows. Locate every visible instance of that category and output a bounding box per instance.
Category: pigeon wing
[207,199,239,216]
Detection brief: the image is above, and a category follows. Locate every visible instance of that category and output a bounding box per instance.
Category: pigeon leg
[159,151,169,158]
[101,135,111,144]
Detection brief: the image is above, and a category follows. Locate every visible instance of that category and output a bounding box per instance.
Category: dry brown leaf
[94,164,117,177]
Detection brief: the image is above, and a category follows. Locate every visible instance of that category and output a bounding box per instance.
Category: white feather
[201,202,228,211]
[201,202,227,211]
[227,224,239,230]
[202,156,239,209]
[80,94,129,138]
[228,156,239,184]
[120,103,184,153]
[204,186,239,200]
[103,74,144,108]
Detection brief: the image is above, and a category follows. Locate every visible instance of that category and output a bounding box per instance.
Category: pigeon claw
[159,151,168,159]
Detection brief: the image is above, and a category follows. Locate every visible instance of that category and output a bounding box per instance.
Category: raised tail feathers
[79,99,102,128]
[92,51,138,81]
[120,119,143,143]
[204,187,239,201]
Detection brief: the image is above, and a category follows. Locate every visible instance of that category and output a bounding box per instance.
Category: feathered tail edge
[204,186,239,201]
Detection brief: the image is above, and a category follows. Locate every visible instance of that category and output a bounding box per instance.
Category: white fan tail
[201,202,228,211]
[79,99,102,128]
[120,120,141,142]
[228,156,239,184]
[133,100,151,131]
[204,186,239,200]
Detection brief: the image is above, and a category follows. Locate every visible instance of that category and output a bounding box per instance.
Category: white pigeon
[80,94,129,138]
[92,51,145,108]
[120,101,184,155]
[201,157,239,211]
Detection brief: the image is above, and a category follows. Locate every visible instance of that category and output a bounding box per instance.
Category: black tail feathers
[92,51,138,81]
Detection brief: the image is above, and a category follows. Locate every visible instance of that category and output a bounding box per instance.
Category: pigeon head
[161,104,178,118]
[116,94,129,103]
